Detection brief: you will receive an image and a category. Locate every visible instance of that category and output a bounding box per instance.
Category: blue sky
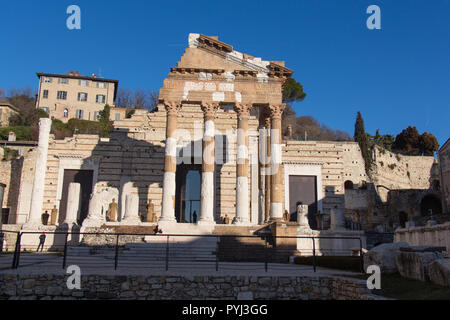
[1,0,449,145]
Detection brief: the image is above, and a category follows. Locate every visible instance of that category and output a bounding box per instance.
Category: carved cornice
[268,104,286,119]
[198,35,233,54]
[170,67,225,75]
[164,101,182,116]
[268,62,294,78]
[201,102,220,120]
[234,103,252,118]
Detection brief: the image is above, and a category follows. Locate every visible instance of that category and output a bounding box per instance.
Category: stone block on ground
[396,250,444,282]
[428,259,450,286]
[363,242,409,273]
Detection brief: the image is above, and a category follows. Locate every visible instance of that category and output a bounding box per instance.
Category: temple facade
[0,34,440,240]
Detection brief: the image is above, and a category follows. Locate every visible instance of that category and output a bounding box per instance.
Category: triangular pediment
[175,34,292,76]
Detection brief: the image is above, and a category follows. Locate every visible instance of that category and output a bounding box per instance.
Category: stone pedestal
[82,186,119,228]
[297,204,310,230]
[121,194,141,225]
[62,183,81,227]
[330,207,346,230]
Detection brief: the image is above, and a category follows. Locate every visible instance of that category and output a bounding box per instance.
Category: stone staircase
[65,224,294,265]
[66,236,218,267]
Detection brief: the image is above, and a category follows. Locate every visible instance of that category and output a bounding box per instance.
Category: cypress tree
[354,111,372,176]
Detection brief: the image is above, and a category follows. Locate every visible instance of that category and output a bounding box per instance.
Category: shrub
[2,147,19,161]
[0,126,33,141]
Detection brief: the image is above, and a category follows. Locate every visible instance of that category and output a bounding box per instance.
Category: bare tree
[116,88,158,112]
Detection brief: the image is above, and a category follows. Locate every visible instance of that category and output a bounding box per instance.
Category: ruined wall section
[0,145,37,224]
[439,141,450,213]
[371,147,436,202]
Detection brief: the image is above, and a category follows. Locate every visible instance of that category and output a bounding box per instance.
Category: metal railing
[0,229,365,273]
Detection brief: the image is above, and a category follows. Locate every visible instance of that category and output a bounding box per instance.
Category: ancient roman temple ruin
[0,34,445,253]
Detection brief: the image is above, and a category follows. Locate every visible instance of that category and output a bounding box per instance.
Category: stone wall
[0,273,384,300]
[439,140,450,213]
[394,222,450,253]
[372,147,437,202]
[0,145,37,224]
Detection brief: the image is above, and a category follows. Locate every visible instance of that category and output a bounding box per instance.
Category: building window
[57,91,67,100]
[42,76,52,83]
[58,78,69,84]
[75,109,84,119]
[79,79,90,87]
[43,90,48,99]
[63,109,68,118]
[115,113,120,120]
[97,82,107,89]
[93,111,100,121]
[78,92,88,101]
[96,94,106,104]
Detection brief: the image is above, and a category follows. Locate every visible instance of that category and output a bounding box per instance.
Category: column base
[232,218,252,226]
[121,218,141,225]
[197,220,216,227]
[22,222,43,230]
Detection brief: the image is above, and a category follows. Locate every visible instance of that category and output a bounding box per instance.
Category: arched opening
[420,194,442,216]
[344,180,354,190]
[399,211,408,228]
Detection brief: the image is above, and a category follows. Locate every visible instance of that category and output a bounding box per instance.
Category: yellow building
[0,102,19,127]
[35,71,126,122]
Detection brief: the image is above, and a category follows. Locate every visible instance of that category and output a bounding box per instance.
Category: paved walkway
[0,253,359,277]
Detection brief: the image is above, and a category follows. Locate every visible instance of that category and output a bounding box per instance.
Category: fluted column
[24,118,52,228]
[160,101,181,222]
[199,102,219,224]
[269,104,285,221]
[234,103,251,225]
[263,109,272,223]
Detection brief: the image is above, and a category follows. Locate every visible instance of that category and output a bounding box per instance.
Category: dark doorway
[175,163,201,223]
[420,194,442,216]
[344,180,354,190]
[399,211,408,228]
[289,175,318,229]
[59,169,94,225]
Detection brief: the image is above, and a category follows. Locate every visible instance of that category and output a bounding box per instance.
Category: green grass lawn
[351,273,450,300]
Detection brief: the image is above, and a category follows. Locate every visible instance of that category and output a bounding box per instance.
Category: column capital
[260,107,271,128]
[234,103,252,118]
[268,103,286,120]
[164,100,182,116]
[201,102,220,120]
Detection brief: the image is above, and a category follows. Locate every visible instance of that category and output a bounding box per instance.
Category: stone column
[234,103,251,225]
[122,194,140,224]
[269,104,285,221]
[330,207,345,230]
[199,102,219,225]
[263,109,271,223]
[160,101,181,223]
[24,118,52,228]
[63,183,81,226]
